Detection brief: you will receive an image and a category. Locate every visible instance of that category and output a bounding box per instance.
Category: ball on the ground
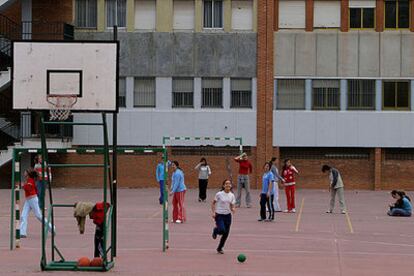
[237,254,246,263]
[77,256,90,267]
[90,257,103,267]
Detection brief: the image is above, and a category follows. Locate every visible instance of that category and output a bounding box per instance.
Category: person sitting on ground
[388,190,412,217]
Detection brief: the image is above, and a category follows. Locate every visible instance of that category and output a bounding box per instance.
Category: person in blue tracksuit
[156,155,170,205]
[259,162,274,221]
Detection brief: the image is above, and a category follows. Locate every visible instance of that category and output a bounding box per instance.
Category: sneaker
[275,210,283,213]
[291,209,296,213]
[341,210,347,214]
[20,235,27,238]
[326,210,332,214]
[175,220,182,224]
[257,218,265,222]
[217,249,224,254]
[212,230,217,240]
[283,210,289,213]
[198,199,202,202]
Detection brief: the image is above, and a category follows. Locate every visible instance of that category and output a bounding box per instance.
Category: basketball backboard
[12,41,119,112]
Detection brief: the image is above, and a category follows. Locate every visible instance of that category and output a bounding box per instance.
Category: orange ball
[77,256,90,267]
[90,257,103,267]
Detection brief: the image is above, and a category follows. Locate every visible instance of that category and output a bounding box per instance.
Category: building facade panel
[76,32,256,77]
[274,111,414,148]
[275,31,414,78]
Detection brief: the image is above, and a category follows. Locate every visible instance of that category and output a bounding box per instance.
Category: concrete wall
[274,111,414,147]
[274,31,414,78]
[75,32,257,78]
[73,77,257,146]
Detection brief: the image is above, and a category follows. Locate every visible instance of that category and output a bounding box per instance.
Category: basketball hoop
[47,95,78,121]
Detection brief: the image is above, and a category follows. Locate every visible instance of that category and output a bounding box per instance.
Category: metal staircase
[0,13,75,167]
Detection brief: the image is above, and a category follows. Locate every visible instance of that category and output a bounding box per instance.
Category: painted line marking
[150,209,162,218]
[345,212,354,234]
[295,197,305,232]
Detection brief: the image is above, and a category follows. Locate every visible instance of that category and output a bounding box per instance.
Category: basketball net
[47,95,78,121]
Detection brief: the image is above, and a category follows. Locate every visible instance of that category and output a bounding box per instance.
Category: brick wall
[0,0,21,22]
[284,158,374,190]
[382,160,414,191]
[32,0,72,23]
[50,150,259,189]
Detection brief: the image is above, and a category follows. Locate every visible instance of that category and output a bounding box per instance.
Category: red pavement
[1,188,413,275]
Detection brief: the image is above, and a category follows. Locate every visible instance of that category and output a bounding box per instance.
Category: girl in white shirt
[211,179,235,254]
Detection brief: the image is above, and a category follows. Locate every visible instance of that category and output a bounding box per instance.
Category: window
[231,0,253,30]
[119,77,126,107]
[276,79,305,109]
[385,0,409,29]
[135,0,156,30]
[312,80,340,110]
[75,0,97,28]
[134,78,155,107]
[383,81,410,110]
[202,78,223,108]
[203,0,223,28]
[279,0,306,29]
[314,1,341,28]
[348,80,375,110]
[231,79,252,108]
[173,0,195,30]
[172,78,194,108]
[106,0,126,28]
[350,8,375,28]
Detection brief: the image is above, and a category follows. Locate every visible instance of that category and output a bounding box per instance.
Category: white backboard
[13,41,118,112]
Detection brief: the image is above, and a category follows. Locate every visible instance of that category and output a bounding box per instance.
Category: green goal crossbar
[161,136,243,252]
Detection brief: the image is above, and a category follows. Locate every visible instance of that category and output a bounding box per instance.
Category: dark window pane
[397,82,409,108]
[398,0,410,28]
[350,8,362,28]
[363,8,375,28]
[204,0,212,28]
[213,1,223,28]
[383,82,396,108]
[385,1,397,28]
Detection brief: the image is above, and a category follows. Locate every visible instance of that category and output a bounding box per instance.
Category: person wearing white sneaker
[170,161,187,223]
[270,157,285,212]
[211,179,236,254]
[20,169,54,238]
[322,165,347,214]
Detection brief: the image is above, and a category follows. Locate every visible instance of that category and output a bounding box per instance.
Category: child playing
[259,162,274,221]
[90,202,111,257]
[282,159,299,213]
[211,179,236,254]
[388,190,412,217]
[20,168,54,238]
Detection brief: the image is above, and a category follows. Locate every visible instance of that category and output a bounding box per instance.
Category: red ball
[90,257,103,267]
[77,256,90,267]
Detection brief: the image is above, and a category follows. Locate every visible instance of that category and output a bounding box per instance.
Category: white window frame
[203,0,224,29]
[106,0,127,28]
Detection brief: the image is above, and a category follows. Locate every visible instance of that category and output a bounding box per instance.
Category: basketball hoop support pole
[112,25,118,257]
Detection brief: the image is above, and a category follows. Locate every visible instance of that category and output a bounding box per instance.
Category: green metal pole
[162,146,169,252]
[102,113,109,265]
[10,149,16,250]
[40,113,48,270]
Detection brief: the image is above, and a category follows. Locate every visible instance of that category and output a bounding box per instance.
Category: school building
[1,0,414,190]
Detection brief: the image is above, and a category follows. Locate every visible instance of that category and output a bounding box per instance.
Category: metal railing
[22,21,74,40]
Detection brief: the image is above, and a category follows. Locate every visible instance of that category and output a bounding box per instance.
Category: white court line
[6,246,414,256]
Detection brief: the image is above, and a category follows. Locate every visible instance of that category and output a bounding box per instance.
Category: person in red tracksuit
[90,202,111,258]
[282,159,299,213]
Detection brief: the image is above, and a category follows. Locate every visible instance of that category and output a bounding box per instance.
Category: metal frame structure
[161,136,243,252]
[9,129,167,271]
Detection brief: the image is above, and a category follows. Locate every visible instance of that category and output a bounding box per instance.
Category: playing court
[1,188,413,275]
